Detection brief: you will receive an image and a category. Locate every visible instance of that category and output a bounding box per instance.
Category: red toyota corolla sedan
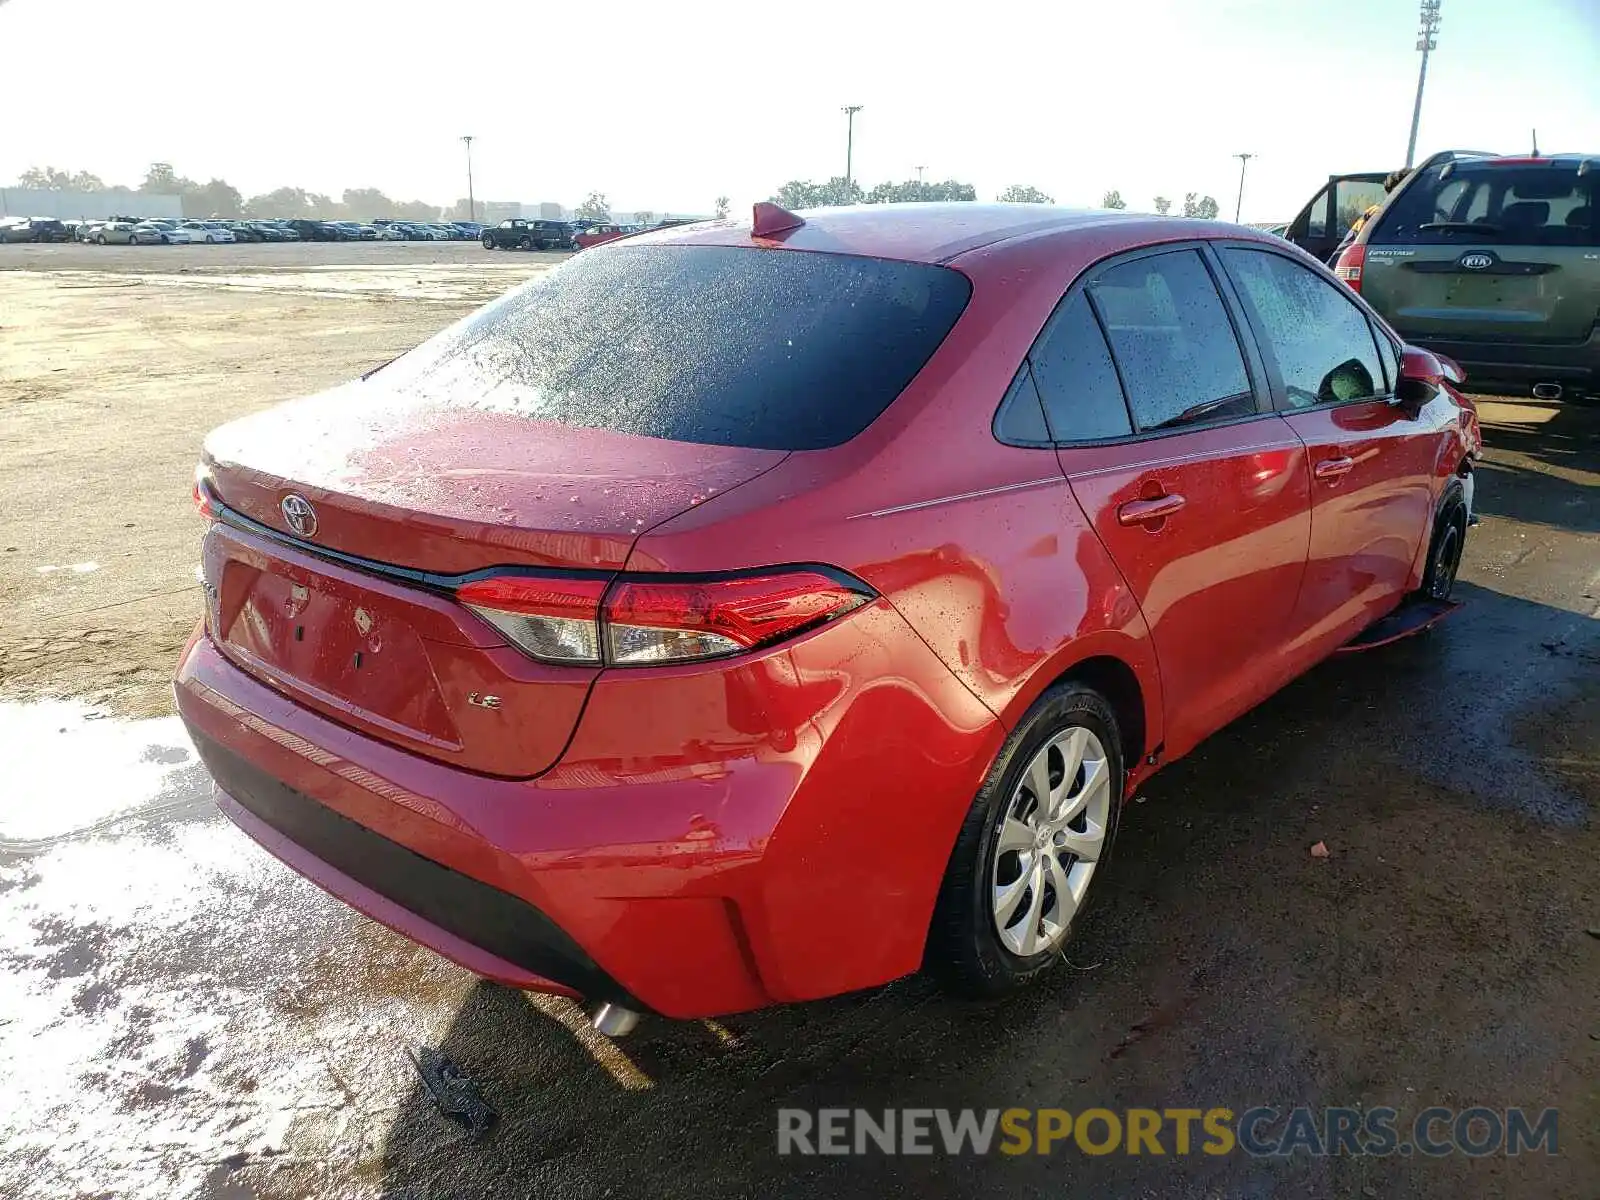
[177,203,1480,1029]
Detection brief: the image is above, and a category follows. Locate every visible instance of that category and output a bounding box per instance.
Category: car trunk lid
[201,380,785,777]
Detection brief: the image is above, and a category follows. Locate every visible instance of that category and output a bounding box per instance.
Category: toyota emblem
[280,494,318,538]
[1459,252,1495,271]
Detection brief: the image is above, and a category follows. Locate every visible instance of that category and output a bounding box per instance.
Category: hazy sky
[2,0,1596,221]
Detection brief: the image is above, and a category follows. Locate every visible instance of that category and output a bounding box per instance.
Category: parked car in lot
[181,220,236,244]
[224,221,264,243]
[251,221,300,242]
[573,222,630,250]
[87,221,136,244]
[0,217,72,242]
[1332,152,1599,404]
[481,217,571,250]
[285,220,342,242]
[137,221,190,244]
[372,223,407,240]
[180,203,1480,1027]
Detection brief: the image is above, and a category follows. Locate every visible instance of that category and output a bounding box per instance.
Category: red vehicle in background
[178,203,1479,1032]
[572,222,631,250]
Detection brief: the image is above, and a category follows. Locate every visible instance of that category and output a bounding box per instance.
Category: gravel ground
[0,242,1595,1199]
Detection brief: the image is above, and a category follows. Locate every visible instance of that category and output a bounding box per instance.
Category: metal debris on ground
[408,1047,497,1141]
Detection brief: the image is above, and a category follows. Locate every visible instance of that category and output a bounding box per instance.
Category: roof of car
[622,202,1177,264]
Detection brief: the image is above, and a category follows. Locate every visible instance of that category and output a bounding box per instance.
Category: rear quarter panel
[628,223,1182,770]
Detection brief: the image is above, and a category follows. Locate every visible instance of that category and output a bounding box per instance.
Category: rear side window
[1086,250,1255,431]
[1222,248,1387,408]
[1027,292,1133,441]
[382,245,972,450]
[1372,162,1599,246]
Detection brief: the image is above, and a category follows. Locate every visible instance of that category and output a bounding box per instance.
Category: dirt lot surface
[0,242,1596,1199]
[0,242,557,716]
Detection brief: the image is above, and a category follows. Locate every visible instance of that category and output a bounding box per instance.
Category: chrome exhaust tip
[1532,382,1563,401]
[588,1001,641,1037]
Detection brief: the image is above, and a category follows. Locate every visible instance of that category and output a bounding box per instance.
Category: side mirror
[1394,345,1444,408]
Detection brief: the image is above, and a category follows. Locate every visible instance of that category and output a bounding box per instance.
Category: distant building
[480,201,522,223]
[0,187,182,220]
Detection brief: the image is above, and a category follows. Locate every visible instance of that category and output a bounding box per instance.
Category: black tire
[518,235,534,250]
[926,681,1124,998]
[95,234,107,245]
[481,233,495,249]
[1418,479,1468,601]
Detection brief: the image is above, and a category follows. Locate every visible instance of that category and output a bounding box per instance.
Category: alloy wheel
[990,726,1112,957]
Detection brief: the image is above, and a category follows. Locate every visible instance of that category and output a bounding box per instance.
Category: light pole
[1233,153,1254,222]
[842,106,863,190]
[461,136,475,222]
[1405,0,1442,167]
[915,165,926,183]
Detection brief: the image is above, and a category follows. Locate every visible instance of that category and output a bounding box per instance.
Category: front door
[1216,244,1439,656]
[1047,246,1313,759]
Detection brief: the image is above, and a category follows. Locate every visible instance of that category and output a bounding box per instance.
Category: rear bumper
[1401,328,1600,395]
[176,600,1003,1018]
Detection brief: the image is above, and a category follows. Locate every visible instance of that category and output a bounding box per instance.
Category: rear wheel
[1419,481,1468,601]
[926,682,1123,998]
[518,235,534,250]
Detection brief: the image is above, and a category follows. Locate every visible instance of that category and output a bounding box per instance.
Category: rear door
[1287,173,1389,263]
[1360,159,1600,343]
[1050,245,1313,758]
[1218,243,1440,653]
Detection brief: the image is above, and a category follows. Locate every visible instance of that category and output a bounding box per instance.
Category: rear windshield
[380,244,972,450]
[1371,162,1599,246]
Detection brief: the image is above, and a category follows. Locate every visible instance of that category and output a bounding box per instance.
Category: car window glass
[1222,248,1387,408]
[1373,162,1599,246]
[1303,187,1330,239]
[1027,291,1133,441]
[1335,179,1388,233]
[1087,250,1254,431]
[1370,320,1400,391]
[383,244,972,451]
[993,365,1051,445]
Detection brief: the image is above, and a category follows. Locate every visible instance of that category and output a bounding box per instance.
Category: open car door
[1285,173,1390,264]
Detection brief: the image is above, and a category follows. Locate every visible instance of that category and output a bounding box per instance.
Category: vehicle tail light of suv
[456,568,873,667]
[1333,244,1366,292]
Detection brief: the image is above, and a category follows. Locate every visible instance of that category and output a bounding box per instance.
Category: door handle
[1314,456,1355,480]
[1117,494,1187,526]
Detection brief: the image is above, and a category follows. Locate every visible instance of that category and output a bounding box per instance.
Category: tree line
[772,177,1220,218]
[14,163,468,223]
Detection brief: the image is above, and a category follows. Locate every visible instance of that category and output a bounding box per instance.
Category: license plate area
[221,561,462,751]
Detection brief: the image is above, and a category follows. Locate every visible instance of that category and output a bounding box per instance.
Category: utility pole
[1232,153,1254,222]
[842,106,864,191]
[1405,0,1442,168]
[915,165,926,183]
[461,136,475,222]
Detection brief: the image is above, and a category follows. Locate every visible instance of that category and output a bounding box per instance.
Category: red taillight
[455,569,871,667]
[1333,244,1366,292]
[456,574,608,665]
[605,571,868,665]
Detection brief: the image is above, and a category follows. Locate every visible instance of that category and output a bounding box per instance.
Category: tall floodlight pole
[915,164,926,183]
[1233,153,1254,222]
[461,136,475,222]
[842,106,864,190]
[1405,1,1442,167]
